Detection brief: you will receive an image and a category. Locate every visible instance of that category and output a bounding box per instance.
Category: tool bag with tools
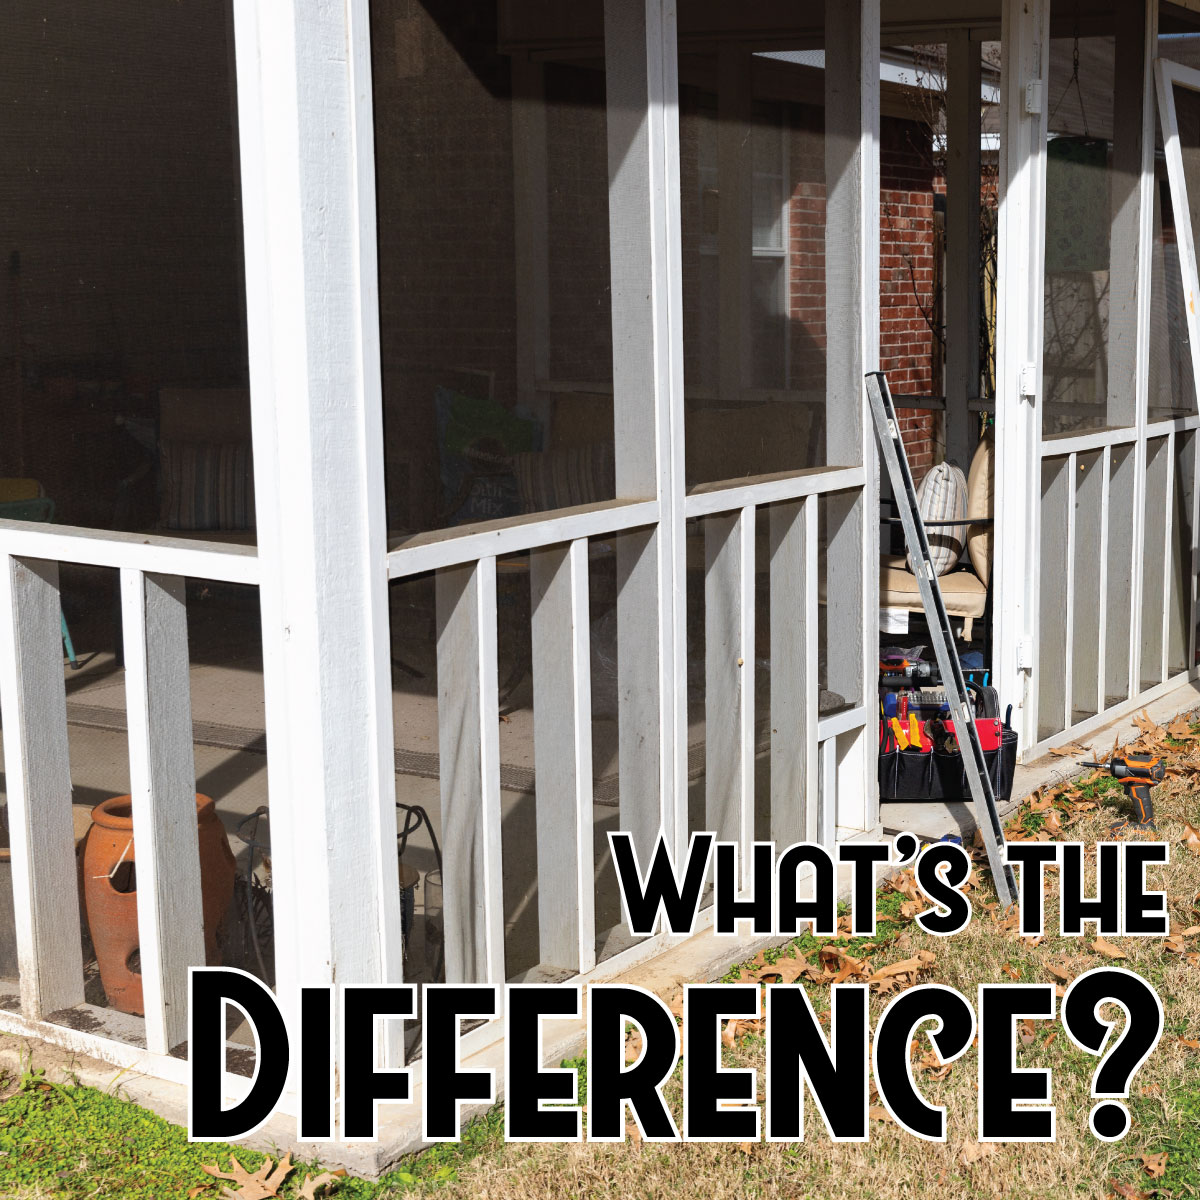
[877,651,1018,803]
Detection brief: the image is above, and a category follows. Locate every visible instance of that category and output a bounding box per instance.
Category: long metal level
[866,371,1018,908]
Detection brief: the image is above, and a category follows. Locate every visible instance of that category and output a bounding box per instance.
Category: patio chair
[879,427,994,646]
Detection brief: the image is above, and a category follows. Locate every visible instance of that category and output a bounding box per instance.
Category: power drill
[1079,754,1165,833]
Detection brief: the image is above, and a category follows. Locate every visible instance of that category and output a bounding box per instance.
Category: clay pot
[82,793,236,1016]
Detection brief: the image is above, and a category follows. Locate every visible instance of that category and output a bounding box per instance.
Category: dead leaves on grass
[1140,1152,1169,1179]
[198,1155,339,1200]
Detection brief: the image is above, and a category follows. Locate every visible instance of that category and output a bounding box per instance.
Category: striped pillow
[908,461,968,576]
[510,443,615,514]
[159,440,256,531]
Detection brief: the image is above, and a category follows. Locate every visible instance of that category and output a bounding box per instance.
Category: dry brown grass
[383,719,1200,1200]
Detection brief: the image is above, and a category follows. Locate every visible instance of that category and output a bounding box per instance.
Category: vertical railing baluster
[436,558,505,985]
[530,540,595,975]
[769,497,818,849]
[120,569,205,1054]
[704,506,755,862]
[0,556,83,1018]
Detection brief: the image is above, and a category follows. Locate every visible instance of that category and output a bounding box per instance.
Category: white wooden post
[1108,0,1149,430]
[769,497,819,848]
[945,30,982,471]
[512,53,551,429]
[994,0,1050,755]
[435,560,505,985]
[823,0,880,834]
[704,507,755,858]
[0,557,84,1018]
[530,541,595,975]
[718,44,753,403]
[120,569,205,1054]
[604,0,688,862]
[231,0,404,1046]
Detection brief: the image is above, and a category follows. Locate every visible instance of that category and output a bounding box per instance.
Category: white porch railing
[0,521,258,1096]
[1032,417,1200,758]
[384,461,870,1009]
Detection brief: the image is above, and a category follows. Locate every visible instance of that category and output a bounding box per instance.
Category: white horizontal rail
[1146,414,1200,438]
[684,465,865,518]
[0,520,259,585]
[816,704,870,742]
[1040,426,1137,458]
[387,499,658,578]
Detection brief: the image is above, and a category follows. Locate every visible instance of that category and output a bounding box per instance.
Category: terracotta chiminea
[82,793,236,1016]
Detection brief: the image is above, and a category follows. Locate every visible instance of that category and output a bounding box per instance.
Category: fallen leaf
[1049,743,1089,757]
[721,1019,740,1049]
[1141,1152,1169,1179]
[1002,964,1021,981]
[752,954,809,985]
[296,1174,340,1200]
[1183,925,1200,937]
[1045,964,1072,983]
[869,1105,894,1122]
[1018,1020,1037,1046]
[1164,935,1188,955]
[1181,824,1200,857]
[1134,710,1164,740]
[1043,1031,1057,1048]
[1110,1181,1151,1200]
[870,955,928,983]
[202,1155,295,1200]
[1092,937,1127,961]
[1179,1037,1200,1050]
[1167,713,1194,738]
[626,1120,643,1145]
[188,1189,211,1200]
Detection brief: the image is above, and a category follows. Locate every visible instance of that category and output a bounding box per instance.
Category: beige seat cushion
[881,554,986,618]
[966,429,994,585]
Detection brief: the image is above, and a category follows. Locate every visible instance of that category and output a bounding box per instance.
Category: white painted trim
[1041,427,1138,457]
[231,0,404,1062]
[683,465,866,517]
[994,0,1050,751]
[1023,666,1200,762]
[816,704,870,742]
[0,522,258,584]
[604,0,688,864]
[387,499,659,578]
[822,0,879,836]
[944,29,982,470]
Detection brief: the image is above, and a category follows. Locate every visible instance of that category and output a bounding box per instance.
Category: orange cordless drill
[1079,754,1165,833]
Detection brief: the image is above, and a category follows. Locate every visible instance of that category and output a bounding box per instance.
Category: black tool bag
[879,727,1018,805]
